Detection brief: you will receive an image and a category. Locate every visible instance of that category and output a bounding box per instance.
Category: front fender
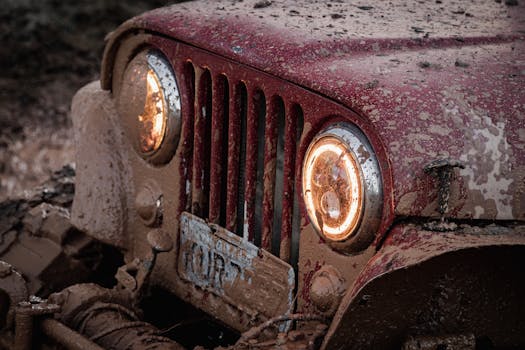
[322,223,525,349]
[71,81,132,249]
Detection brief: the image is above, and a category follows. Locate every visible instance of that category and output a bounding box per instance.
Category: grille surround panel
[146,38,392,264]
[178,59,303,263]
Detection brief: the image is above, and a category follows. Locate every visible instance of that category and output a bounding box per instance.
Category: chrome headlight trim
[302,123,383,253]
[118,49,181,165]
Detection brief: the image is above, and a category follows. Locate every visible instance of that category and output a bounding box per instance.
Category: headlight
[302,123,382,251]
[118,49,181,164]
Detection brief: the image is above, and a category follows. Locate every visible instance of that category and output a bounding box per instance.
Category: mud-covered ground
[0,0,184,201]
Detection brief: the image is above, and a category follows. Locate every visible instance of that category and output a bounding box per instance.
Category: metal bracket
[115,229,173,302]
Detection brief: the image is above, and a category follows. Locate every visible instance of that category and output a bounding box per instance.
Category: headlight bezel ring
[302,122,383,253]
[117,48,182,165]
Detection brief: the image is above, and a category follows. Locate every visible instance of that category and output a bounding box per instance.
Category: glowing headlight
[302,124,382,249]
[139,69,166,153]
[118,49,181,164]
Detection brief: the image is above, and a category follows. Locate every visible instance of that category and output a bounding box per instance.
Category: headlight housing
[302,123,382,252]
[118,49,181,164]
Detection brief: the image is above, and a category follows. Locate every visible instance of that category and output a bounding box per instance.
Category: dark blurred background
[0,0,183,200]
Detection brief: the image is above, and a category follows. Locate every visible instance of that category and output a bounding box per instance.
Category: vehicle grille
[178,60,303,263]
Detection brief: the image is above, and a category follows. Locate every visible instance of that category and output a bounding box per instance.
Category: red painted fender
[322,223,525,349]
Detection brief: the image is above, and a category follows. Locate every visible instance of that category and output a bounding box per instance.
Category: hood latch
[423,158,465,231]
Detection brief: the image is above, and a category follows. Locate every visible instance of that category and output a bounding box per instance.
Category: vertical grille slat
[208,75,228,224]
[270,98,286,256]
[191,69,212,218]
[290,106,304,268]
[179,62,195,215]
[236,85,248,237]
[218,78,230,228]
[260,97,279,251]
[183,60,303,263]
[227,83,247,235]
[279,104,303,262]
[253,91,267,247]
[224,83,242,232]
[243,89,261,242]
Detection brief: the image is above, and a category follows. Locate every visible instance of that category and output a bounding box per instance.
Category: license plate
[178,212,295,318]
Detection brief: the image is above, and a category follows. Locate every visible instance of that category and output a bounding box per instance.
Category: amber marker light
[303,136,364,241]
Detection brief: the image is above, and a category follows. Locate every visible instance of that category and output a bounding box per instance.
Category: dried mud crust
[0,0,180,201]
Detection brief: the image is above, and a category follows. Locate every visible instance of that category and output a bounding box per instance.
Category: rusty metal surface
[102,0,525,224]
[322,223,525,349]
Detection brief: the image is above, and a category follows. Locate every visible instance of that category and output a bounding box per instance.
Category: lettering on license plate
[178,212,295,318]
[179,213,258,292]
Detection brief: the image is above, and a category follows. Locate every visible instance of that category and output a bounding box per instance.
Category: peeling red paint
[301,260,323,308]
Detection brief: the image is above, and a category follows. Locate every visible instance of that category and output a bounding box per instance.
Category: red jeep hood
[109,0,525,221]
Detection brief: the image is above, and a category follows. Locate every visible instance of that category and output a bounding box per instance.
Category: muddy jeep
[2,1,525,349]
